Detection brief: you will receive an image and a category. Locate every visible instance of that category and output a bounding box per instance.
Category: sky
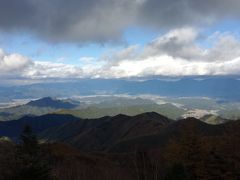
[1,0,240,84]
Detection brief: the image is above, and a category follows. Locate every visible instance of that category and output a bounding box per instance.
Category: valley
[0,95,239,123]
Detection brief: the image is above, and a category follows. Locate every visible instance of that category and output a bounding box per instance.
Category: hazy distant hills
[1,76,240,122]
[0,95,239,122]
[1,77,240,101]
[0,96,187,121]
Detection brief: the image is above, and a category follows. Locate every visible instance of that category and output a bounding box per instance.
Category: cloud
[102,45,140,67]
[2,28,240,82]
[0,49,84,81]
[142,28,204,60]
[0,49,32,77]
[103,55,240,77]
[23,61,83,79]
[139,0,240,28]
[0,0,240,43]
[140,28,240,62]
[206,33,240,62]
[96,28,240,77]
[0,0,140,43]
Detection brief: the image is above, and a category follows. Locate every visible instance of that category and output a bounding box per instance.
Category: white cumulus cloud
[2,28,240,83]
[0,49,32,77]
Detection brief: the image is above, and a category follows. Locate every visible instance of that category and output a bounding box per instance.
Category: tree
[14,125,52,180]
[165,163,188,180]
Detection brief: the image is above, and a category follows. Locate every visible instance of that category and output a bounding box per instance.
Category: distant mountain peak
[27,97,78,109]
[40,97,54,101]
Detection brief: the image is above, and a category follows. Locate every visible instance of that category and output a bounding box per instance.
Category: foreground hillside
[41,112,172,152]
[0,112,239,179]
[0,114,79,140]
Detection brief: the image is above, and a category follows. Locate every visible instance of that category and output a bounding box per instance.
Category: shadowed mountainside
[0,112,240,179]
[0,114,79,140]
[41,112,172,152]
[40,113,240,154]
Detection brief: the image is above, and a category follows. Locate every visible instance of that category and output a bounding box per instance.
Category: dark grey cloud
[142,28,203,60]
[139,0,240,28]
[0,0,240,43]
[0,0,139,43]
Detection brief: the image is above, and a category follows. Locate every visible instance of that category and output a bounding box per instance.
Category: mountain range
[1,96,236,123]
[0,111,239,179]
[1,77,240,101]
[0,114,79,140]
[27,97,78,109]
[0,111,238,153]
[41,112,172,152]
[0,97,79,121]
[38,112,239,153]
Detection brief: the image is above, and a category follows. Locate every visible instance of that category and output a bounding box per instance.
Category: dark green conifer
[14,125,52,180]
